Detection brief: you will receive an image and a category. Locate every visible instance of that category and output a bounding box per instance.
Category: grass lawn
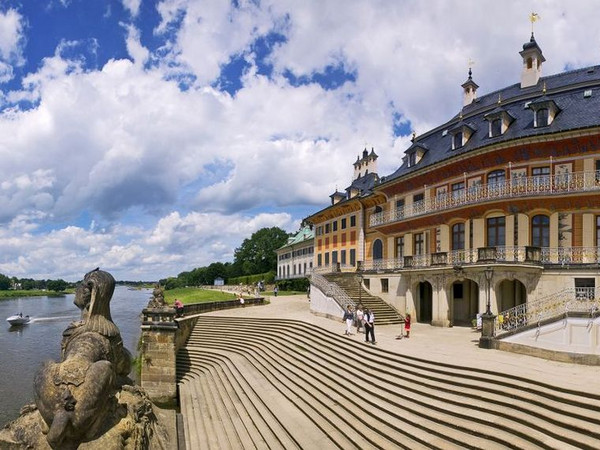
[164,287,237,305]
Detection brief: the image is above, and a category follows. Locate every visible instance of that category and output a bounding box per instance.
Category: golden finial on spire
[529,12,540,33]
[411,131,416,142]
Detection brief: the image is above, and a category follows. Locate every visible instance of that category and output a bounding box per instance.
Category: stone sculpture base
[0,385,175,450]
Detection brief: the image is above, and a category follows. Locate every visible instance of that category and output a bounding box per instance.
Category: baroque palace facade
[306,32,600,327]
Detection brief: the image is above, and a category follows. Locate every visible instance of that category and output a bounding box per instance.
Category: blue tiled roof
[384,63,600,183]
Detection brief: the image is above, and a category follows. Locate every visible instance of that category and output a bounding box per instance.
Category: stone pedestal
[479,311,497,349]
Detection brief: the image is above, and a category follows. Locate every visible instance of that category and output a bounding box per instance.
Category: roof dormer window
[529,96,560,128]
[449,122,475,150]
[484,107,515,138]
[408,152,417,167]
[453,132,463,149]
[535,108,549,127]
[404,142,428,168]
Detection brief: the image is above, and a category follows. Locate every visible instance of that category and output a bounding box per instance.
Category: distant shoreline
[0,290,74,300]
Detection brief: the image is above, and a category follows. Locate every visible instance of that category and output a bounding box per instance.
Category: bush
[276,277,309,292]
[228,271,275,286]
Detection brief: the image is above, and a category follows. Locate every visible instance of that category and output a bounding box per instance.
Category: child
[404,313,411,338]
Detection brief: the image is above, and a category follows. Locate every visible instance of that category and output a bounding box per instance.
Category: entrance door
[417,281,433,323]
[451,280,478,326]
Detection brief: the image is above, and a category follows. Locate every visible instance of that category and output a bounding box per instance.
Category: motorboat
[6,313,31,326]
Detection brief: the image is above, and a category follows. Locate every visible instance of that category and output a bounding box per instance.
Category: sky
[0,0,598,282]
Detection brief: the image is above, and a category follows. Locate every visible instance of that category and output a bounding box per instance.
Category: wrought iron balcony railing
[371,170,600,227]
[360,246,600,271]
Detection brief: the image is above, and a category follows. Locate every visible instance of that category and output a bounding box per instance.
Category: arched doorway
[416,281,433,323]
[373,239,383,260]
[498,279,527,312]
[451,279,479,326]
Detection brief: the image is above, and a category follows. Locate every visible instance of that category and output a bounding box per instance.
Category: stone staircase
[324,273,404,325]
[177,316,600,450]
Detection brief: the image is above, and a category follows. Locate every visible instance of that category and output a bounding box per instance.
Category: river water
[0,285,151,425]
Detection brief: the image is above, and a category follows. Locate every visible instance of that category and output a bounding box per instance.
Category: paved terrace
[201,293,598,393]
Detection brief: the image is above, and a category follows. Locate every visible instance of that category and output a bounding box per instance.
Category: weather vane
[529,12,540,33]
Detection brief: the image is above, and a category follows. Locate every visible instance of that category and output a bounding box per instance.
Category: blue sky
[0,0,598,281]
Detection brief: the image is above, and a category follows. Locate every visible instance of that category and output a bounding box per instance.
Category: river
[0,285,151,425]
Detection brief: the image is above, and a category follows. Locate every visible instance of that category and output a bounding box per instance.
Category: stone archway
[497,278,527,312]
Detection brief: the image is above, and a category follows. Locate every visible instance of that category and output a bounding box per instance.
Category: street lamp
[358,274,363,306]
[479,266,495,349]
[484,266,493,315]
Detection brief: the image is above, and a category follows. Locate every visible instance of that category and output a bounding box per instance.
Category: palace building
[306,32,600,327]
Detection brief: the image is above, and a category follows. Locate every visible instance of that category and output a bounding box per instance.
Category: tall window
[396,236,404,258]
[487,169,506,186]
[451,182,465,199]
[324,253,330,265]
[490,118,502,137]
[536,108,549,127]
[414,233,425,255]
[597,216,600,248]
[341,218,347,229]
[341,250,346,265]
[350,215,356,227]
[373,239,383,260]
[532,166,551,189]
[332,251,338,264]
[413,193,424,203]
[350,249,356,266]
[531,215,550,247]
[332,221,338,231]
[452,223,465,250]
[487,217,505,247]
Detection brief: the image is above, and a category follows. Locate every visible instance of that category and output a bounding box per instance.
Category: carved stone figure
[0,269,173,449]
[34,268,132,449]
[147,284,167,309]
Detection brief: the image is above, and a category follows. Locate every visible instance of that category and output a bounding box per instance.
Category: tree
[0,273,10,290]
[233,227,289,276]
[47,279,68,292]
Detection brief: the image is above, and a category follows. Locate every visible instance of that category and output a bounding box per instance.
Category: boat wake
[30,315,79,323]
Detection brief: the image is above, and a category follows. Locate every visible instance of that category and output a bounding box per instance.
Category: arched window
[531,215,550,247]
[374,205,383,214]
[372,239,383,260]
[527,57,533,69]
[536,108,549,127]
[487,169,506,186]
[452,223,465,250]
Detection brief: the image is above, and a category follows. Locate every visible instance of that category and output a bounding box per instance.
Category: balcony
[371,171,600,227]
[359,246,600,271]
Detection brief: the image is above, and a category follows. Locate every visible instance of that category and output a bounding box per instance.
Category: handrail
[495,287,600,335]
[371,170,600,227]
[310,272,354,310]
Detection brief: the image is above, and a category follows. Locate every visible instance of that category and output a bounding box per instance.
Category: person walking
[404,313,411,338]
[364,307,375,344]
[274,285,278,297]
[343,305,354,335]
[355,305,364,333]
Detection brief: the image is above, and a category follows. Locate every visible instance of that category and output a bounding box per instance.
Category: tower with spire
[353,147,378,180]
[520,14,545,88]
[461,67,479,106]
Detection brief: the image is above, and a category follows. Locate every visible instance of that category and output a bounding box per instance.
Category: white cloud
[1,1,600,280]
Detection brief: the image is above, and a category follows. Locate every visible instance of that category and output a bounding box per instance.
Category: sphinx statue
[0,269,172,450]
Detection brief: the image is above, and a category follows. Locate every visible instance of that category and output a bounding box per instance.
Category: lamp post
[484,266,493,314]
[358,274,363,306]
[479,266,495,349]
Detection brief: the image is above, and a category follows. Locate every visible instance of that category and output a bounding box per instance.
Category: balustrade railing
[360,246,600,271]
[371,170,600,227]
[310,272,354,310]
[495,287,600,335]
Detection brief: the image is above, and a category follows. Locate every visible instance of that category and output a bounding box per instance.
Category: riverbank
[0,290,73,300]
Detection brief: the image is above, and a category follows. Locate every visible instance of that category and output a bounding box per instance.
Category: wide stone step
[179,316,600,449]
[188,320,583,449]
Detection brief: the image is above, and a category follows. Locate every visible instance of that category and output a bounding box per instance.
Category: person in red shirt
[404,314,411,338]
